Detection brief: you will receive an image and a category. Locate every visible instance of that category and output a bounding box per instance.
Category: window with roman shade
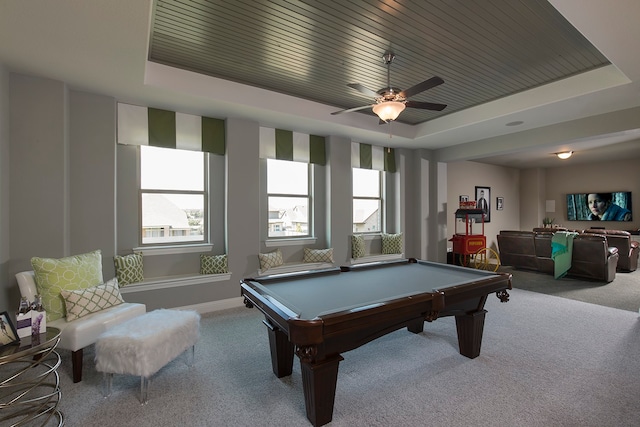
[260,128,326,239]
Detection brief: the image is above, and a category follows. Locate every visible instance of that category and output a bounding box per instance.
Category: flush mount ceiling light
[556,151,573,160]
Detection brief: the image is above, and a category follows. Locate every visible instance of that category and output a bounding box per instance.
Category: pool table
[240,258,511,426]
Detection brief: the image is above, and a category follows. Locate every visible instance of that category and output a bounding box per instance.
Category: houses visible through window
[140,146,207,245]
[267,159,310,238]
[353,168,382,232]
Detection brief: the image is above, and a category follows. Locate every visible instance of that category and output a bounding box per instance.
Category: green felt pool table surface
[248,258,502,319]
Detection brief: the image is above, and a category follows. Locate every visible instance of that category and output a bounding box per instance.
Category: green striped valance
[259,127,326,165]
[351,142,397,173]
[117,103,225,155]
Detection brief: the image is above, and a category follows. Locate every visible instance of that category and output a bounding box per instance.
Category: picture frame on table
[497,197,504,210]
[475,186,491,222]
[459,195,469,203]
[0,311,20,347]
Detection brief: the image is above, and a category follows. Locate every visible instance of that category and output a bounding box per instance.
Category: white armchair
[16,271,146,383]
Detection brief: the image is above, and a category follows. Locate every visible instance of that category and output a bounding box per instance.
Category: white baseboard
[177,296,245,314]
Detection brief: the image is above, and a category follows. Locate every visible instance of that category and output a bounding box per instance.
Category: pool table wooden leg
[300,355,344,427]
[264,320,295,377]
[407,318,425,333]
[455,309,487,359]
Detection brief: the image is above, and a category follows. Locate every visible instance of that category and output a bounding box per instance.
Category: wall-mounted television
[566,192,632,221]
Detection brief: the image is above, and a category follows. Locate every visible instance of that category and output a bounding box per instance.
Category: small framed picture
[0,311,20,347]
[497,197,504,210]
[459,195,469,202]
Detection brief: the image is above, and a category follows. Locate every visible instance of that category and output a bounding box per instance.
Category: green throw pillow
[60,278,124,321]
[382,233,403,254]
[200,254,229,274]
[113,252,144,286]
[352,235,365,258]
[303,248,334,263]
[31,250,104,322]
[258,249,284,270]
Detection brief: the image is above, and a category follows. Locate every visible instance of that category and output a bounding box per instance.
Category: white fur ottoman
[95,309,200,404]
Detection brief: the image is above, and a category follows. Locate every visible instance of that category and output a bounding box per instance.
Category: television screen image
[566,192,632,221]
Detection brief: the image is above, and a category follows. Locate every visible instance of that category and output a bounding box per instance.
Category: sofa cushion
[113,252,144,286]
[352,235,365,258]
[31,250,104,322]
[381,233,403,254]
[200,254,229,274]
[303,248,334,263]
[258,249,284,270]
[60,278,124,321]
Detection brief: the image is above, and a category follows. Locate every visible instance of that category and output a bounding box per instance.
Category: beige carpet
[42,288,640,427]
[500,265,640,312]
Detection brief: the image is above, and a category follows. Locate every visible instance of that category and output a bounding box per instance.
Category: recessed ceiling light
[505,121,524,126]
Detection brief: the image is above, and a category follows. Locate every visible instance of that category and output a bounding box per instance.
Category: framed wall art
[475,186,491,222]
[0,311,19,347]
[497,197,504,210]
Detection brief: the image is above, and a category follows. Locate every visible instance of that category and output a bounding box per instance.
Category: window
[353,168,382,233]
[140,146,208,245]
[267,159,310,238]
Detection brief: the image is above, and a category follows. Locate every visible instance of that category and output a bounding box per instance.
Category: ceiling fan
[331,52,447,123]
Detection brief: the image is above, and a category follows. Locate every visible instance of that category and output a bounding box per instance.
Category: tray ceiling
[149,0,609,125]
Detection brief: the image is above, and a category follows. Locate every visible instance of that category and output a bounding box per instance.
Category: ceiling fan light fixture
[372,101,406,122]
[556,151,573,160]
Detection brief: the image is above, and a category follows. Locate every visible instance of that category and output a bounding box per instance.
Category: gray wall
[0,64,10,311]
[0,73,445,314]
[447,156,640,255]
[3,70,639,314]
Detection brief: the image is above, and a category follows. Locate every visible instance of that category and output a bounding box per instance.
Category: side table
[0,327,63,426]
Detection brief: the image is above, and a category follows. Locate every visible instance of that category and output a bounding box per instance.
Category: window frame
[266,158,313,240]
[352,167,384,234]
[138,145,210,247]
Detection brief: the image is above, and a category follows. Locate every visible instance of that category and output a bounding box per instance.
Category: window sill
[350,253,404,265]
[132,244,214,256]
[264,237,317,247]
[119,272,230,294]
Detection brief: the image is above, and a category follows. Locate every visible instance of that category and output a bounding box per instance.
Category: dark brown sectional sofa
[582,229,639,272]
[497,230,626,282]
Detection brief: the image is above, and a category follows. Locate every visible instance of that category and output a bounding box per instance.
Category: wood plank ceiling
[149,0,609,125]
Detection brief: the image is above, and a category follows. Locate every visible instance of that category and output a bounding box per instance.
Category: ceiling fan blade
[331,104,373,115]
[398,76,444,99]
[347,83,380,99]
[405,100,447,111]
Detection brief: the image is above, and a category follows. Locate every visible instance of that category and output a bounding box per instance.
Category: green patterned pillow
[60,278,124,321]
[258,249,284,270]
[200,254,229,274]
[382,233,403,254]
[113,252,144,286]
[303,248,334,263]
[352,235,365,258]
[31,250,104,322]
